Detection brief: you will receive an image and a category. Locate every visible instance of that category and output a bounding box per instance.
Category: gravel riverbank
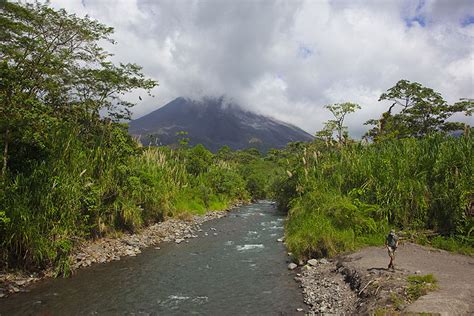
[0,208,234,298]
[293,258,358,314]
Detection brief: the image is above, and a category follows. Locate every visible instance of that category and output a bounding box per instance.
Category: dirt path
[341,242,474,315]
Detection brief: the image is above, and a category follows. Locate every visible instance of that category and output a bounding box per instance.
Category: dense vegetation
[0,2,274,274]
[277,82,473,259]
[1,2,472,277]
[277,134,473,260]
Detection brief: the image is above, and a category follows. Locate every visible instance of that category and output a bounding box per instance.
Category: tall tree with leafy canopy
[365,80,470,141]
[318,102,360,144]
[0,1,157,177]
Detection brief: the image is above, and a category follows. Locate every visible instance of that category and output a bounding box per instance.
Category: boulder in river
[288,263,298,270]
[307,259,318,266]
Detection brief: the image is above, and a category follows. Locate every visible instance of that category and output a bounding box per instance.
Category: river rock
[307,259,318,266]
[319,258,329,264]
[302,265,312,271]
[10,286,20,293]
[175,239,184,244]
[288,263,298,270]
[277,238,284,242]
[14,280,27,286]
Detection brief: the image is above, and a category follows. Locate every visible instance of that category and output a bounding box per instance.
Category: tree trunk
[2,128,9,178]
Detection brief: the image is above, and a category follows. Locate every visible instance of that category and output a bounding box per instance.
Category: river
[0,202,304,315]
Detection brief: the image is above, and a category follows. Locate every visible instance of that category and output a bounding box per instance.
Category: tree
[365,80,470,140]
[175,131,190,148]
[315,121,336,145]
[319,102,360,144]
[186,144,213,176]
[216,145,232,161]
[0,2,157,176]
[455,98,474,118]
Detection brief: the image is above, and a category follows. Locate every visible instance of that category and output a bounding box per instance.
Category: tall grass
[0,123,250,274]
[278,134,473,259]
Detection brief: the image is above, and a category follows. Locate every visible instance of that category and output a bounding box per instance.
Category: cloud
[49,0,474,137]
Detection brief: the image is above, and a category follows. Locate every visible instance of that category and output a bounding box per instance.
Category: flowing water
[0,202,304,315]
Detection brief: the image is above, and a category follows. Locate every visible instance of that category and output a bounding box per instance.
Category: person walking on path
[385,230,399,270]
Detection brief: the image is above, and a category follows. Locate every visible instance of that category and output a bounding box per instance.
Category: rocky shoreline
[292,254,422,315]
[292,255,413,315]
[0,208,234,298]
[292,258,358,314]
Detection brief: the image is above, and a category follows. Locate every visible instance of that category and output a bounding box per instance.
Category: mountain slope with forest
[128,97,314,151]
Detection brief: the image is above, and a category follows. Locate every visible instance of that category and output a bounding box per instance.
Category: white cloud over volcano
[50,0,474,137]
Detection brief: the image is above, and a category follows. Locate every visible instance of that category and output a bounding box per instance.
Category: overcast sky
[49,0,474,137]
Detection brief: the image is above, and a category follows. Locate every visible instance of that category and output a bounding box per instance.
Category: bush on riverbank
[277,134,473,260]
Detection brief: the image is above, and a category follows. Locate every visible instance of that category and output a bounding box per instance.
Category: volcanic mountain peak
[128,97,313,152]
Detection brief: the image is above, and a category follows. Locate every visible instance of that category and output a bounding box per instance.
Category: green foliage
[430,236,473,256]
[186,144,213,176]
[207,166,247,200]
[0,2,253,274]
[278,134,473,259]
[321,102,361,143]
[406,274,438,301]
[176,131,190,148]
[366,80,470,140]
[0,210,10,225]
[0,1,157,178]
[239,159,283,200]
[285,189,387,259]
